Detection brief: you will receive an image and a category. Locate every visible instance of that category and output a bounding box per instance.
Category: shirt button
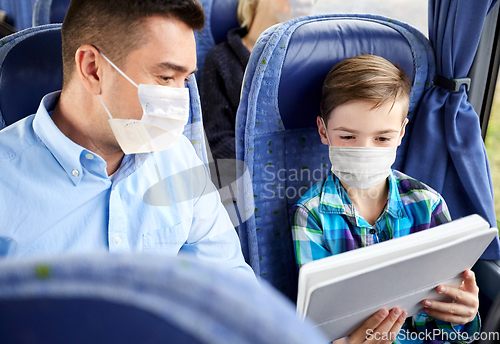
[115,235,122,244]
[72,169,79,177]
[85,153,94,160]
[369,229,376,235]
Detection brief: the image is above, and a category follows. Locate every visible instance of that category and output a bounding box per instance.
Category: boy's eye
[376,137,391,142]
[340,135,355,140]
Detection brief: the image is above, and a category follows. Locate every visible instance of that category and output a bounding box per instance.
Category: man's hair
[61,0,205,86]
[237,0,259,28]
[320,54,412,123]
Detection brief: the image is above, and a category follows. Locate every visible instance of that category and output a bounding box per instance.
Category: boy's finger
[423,306,477,325]
[422,299,475,319]
[434,284,478,307]
[365,308,403,344]
[382,311,408,344]
[462,270,479,294]
[348,308,389,344]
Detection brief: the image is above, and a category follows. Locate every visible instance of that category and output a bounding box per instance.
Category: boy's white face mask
[321,118,404,190]
[97,53,190,155]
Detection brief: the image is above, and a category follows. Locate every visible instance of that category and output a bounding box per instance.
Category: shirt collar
[32,91,151,186]
[318,171,408,220]
[33,91,106,186]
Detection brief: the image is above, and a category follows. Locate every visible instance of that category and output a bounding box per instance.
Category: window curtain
[403,0,500,259]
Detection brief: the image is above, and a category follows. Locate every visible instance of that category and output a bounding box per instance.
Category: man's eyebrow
[156,62,197,75]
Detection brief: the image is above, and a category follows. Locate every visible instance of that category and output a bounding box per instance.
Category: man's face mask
[97,53,190,155]
[321,118,406,190]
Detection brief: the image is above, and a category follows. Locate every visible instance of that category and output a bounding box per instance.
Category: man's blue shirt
[0,91,254,281]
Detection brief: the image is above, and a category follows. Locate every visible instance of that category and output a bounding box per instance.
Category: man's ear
[397,117,409,146]
[74,45,104,95]
[317,116,329,146]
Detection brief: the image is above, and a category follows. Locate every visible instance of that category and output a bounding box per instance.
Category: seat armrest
[473,259,500,302]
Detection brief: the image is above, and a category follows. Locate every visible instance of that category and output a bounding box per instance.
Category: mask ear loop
[100,53,139,88]
[97,95,113,120]
[97,53,140,120]
[321,117,333,146]
[398,118,409,139]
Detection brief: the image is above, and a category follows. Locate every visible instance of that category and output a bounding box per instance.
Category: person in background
[201,0,314,159]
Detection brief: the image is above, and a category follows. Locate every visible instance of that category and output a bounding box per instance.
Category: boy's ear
[317,116,330,146]
[75,45,104,96]
[397,118,409,146]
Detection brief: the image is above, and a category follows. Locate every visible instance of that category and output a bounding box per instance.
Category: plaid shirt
[292,170,480,344]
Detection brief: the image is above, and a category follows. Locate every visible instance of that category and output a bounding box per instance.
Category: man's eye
[340,135,354,140]
[376,137,391,142]
[161,76,173,82]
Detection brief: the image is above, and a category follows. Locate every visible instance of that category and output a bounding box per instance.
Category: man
[0,0,254,281]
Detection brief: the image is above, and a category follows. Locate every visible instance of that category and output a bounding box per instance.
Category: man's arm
[177,162,256,284]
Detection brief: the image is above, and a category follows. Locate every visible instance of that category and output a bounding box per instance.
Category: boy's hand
[422,270,479,324]
[331,307,407,344]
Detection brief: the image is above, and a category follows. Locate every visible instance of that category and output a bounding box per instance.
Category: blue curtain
[404,0,500,259]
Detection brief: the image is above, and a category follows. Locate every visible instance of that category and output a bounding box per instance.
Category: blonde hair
[237,0,259,28]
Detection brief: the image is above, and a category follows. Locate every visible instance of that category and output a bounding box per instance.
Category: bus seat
[32,0,70,26]
[0,0,37,30]
[478,286,500,344]
[235,14,435,301]
[0,24,209,164]
[0,253,329,344]
[0,24,63,130]
[195,0,239,83]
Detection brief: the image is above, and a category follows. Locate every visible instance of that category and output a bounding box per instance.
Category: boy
[292,55,480,344]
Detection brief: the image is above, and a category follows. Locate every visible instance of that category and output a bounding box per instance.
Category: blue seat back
[195,0,239,83]
[0,253,329,344]
[0,25,63,128]
[0,0,37,30]
[0,24,208,164]
[32,0,70,26]
[235,14,435,301]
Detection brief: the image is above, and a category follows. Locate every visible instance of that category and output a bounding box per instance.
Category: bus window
[485,77,500,229]
[313,0,428,36]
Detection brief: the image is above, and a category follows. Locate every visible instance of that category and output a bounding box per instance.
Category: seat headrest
[211,0,240,45]
[278,19,414,129]
[50,0,71,23]
[279,19,415,129]
[0,28,63,126]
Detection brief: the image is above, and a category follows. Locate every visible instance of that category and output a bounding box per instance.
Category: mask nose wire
[100,53,139,88]
[321,118,333,146]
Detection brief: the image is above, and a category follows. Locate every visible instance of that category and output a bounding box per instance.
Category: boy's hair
[237,0,259,28]
[61,0,205,87]
[320,54,412,123]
